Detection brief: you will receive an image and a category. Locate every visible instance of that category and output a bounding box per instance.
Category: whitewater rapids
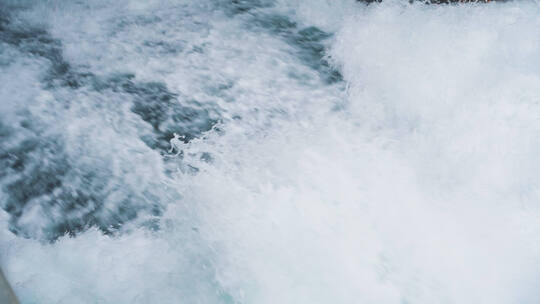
[1,0,540,303]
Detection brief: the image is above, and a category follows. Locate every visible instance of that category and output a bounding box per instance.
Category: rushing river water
[1,0,540,303]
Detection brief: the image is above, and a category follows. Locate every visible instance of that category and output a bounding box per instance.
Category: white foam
[2,0,540,303]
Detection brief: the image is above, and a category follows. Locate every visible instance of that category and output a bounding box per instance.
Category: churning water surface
[1,0,540,303]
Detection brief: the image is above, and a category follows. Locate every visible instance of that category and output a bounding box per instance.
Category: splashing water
[1,0,540,303]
